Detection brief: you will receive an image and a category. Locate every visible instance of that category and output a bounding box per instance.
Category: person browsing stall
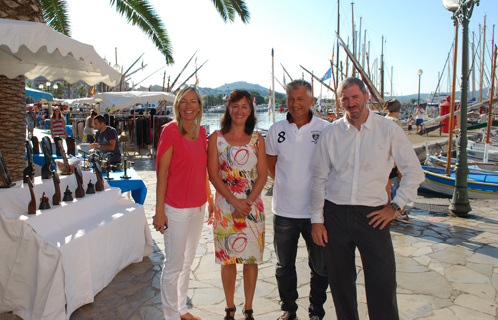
[84,111,98,143]
[153,86,214,320]
[90,115,121,164]
[50,107,67,139]
[266,80,330,320]
[310,78,424,320]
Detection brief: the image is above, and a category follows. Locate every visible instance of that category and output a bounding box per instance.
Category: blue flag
[321,68,331,81]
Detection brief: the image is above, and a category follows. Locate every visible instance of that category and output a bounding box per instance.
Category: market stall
[0,171,153,320]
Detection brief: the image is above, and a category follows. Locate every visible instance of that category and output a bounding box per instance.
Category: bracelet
[247,199,253,206]
[208,194,214,200]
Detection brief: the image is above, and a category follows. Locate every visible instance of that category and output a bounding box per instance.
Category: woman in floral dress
[207,90,267,320]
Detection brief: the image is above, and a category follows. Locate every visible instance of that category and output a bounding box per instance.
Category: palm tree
[0,0,250,182]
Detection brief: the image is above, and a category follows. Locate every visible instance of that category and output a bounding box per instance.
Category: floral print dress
[213,130,265,265]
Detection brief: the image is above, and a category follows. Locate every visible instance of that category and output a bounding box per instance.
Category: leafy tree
[0,0,250,181]
[249,91,265,105]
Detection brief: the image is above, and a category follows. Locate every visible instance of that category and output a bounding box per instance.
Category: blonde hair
[172,86,203,137]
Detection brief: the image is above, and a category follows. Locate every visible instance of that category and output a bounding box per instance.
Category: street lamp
[417,69,423,106]
[53,83,58,98]
[38,83,44,90]
[442,0,479,216]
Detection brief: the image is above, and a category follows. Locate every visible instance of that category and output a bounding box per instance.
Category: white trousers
[161,203,205,320]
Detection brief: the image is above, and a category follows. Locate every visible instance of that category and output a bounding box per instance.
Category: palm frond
[40,0,71,36]
[210,0,250,23]
[110,0,173,64]
[210,0,229,23]
[226,0,250,23]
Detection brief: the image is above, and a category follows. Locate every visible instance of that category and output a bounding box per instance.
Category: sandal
[224,306,236,320]
[243,308,254,320]
[180,313,201,320]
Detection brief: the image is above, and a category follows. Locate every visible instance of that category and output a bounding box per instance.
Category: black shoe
[243,308,255,320]
[277,311,297,320]
[224,306,236,320]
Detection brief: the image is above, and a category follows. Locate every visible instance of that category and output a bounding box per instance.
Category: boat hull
[420,166,498,200]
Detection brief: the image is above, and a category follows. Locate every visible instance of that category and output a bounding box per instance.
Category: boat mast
[351,1,356,77]
[336,0,340,90]
[485,44,497,157]
[390,66,393,98]
[479,14,486,102]
[472,31,476,100]
[362,30,366,69]
[272,48,275,123]
[446,21,459,177]
[380,36,384,100]
[358,17,362,66]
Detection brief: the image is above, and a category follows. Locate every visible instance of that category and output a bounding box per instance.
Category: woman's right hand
[231,198,252,219]
[153,208,168,234]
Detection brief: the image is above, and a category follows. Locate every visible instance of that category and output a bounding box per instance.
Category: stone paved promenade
[2,157,498,320]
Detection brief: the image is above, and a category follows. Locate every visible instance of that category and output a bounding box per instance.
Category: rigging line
[467,33,483,81]
[431,41,455,104]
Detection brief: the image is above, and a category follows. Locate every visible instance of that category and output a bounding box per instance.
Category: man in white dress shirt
[309,77,424,320]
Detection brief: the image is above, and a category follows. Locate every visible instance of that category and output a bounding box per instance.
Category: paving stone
[449,305,496,320]
[454,293,497,316]
[452,283,496,302]
[394,246,418,257]
[422,308,457,320]
[397,271,452,298]
[116,282,147,296]
[116,302,141,319]
[125,286,156,305]
[129,305,164,320]
[445,265,491,284]
[432,297,453,309]
[412,255,431,266]
[397,293,433,319]
[428,260,445,275]
[124,262,152,277]
[427,246,473,265]
[396,257,429,273]
[466,261,494,277]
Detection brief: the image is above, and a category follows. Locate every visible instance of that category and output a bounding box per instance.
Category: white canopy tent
[0,18,120,86]
[94,91,176,111]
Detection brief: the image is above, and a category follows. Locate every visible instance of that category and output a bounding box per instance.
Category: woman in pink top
[153,86,214,320]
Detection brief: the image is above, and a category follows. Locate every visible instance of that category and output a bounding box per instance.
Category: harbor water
[201,111,287,133]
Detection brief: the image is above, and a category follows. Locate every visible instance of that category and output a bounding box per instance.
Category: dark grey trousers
[323,200,399,320]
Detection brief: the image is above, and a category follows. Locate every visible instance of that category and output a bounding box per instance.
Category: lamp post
[53,83,58,98]
[417,69,423,106]
[443,0,479,216]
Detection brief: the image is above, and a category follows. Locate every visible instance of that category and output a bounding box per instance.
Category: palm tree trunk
[0,0,44,182]
[0,75,27,182]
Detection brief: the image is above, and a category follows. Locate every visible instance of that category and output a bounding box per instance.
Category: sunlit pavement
[2,156,498,320]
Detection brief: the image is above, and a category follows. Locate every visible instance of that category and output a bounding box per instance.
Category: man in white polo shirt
[266,80,330,320]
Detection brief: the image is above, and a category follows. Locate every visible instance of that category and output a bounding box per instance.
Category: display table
[106,168,147,205]
[0,171,154,320]
[30,153,61,166]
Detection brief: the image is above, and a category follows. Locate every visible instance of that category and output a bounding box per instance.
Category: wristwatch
[390,202,402,212]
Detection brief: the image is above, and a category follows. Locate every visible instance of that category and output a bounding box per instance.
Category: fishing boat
[425,154,498,172]
[419,166,498,199]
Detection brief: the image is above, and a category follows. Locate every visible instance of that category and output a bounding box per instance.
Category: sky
[67,0,498,98]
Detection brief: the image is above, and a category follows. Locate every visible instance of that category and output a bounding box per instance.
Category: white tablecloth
[0,171,154,320]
